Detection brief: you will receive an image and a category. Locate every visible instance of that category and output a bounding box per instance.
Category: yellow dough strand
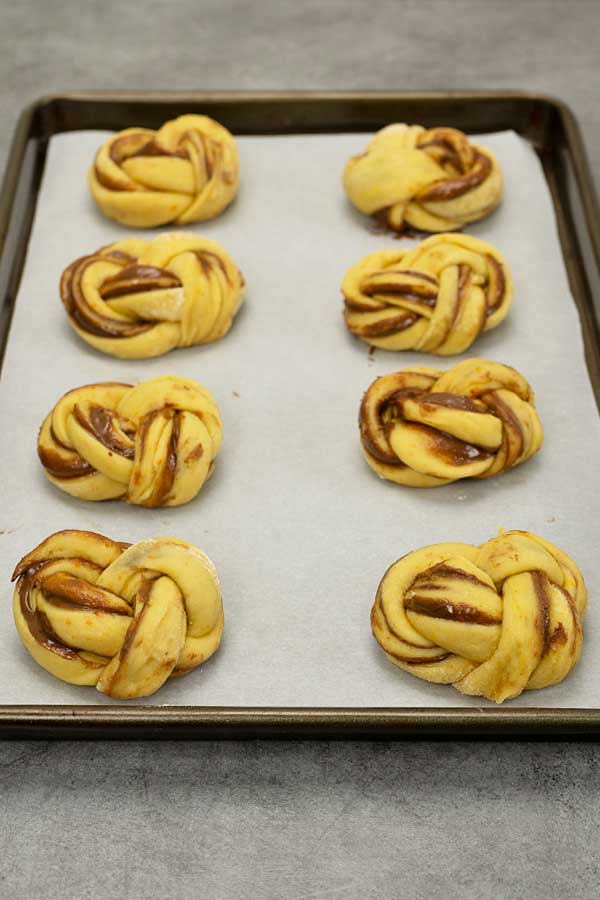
[89,115,239,228]
[371,530,586,703]
[342,234,512,354]
[12,530,224,700]
[343,124,503,233]
[38,376,223,507]
[359,358,543,487]
[60,232,244,359]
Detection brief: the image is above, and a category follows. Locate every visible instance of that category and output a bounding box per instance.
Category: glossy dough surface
[372,531,586,703]
[343,123,503,233]
[343,234,512,354]
[89,114,239,227]
[38,376,222,507]
[12,530,224,699]
[360,359,543,487]
[60,232,244,359]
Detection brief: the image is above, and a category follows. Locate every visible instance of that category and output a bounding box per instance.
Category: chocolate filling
[82,405,135,459]
[420,392,486,413]
[135,409,181,507]
[38,433,95,479]
[17,566,99,662]
[127,139,189,161]
[531,570,551,655]
[481,391,524,469]
[405,594,500,625]
[360,385,430,465]
[362,281,437,304]
[61,256,153,339]
[355,312,419,338]
[42,573,131,615]
[99,264,181,300]
[485,254,506,312]
[374,595,450,663]
[406,422,492,467]
[61,253,186,339]
[193,250,232,285]
[416,150,492,202]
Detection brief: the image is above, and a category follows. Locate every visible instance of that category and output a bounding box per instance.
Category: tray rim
[2,706,600,740]
[1,89,600,739]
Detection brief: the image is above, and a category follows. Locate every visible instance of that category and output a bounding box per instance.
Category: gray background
[1,1,599,897]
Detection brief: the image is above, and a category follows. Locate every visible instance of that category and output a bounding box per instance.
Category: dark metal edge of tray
[1,707,600,740]
[0,91,599,740]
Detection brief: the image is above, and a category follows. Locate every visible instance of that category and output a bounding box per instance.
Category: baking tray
[1,91,599,740]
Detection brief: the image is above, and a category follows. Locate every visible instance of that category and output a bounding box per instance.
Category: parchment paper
[0,129,598,708]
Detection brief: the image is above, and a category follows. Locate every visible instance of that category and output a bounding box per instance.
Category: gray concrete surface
[1,1,600,898]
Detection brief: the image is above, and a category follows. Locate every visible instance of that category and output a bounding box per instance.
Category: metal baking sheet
[0,92,599,738]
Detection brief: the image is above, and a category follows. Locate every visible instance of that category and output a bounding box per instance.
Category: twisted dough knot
[372,531,586,703]
[343,234,512,355]
[12,530,223,699]
[360,359,543,487]
[343,123,503,233]
[61,233,244,359]
[38,376,222,507]
[89,114,239,227]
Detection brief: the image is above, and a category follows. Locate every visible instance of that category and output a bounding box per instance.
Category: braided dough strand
[38,376,223,507]
[344,124,503,233]
[343,234,512,355]
[372,530,586,703]
[60,232,244,359]
[359,359,543,487]
[12,530,223,699]
[89,114,239,228]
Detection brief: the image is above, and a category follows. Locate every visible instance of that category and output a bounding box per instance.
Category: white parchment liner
[0,129,598,708]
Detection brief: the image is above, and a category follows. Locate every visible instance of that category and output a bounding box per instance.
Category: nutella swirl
[371,530,586,703]
[38,376,223,508]
[12,530,223,700]
[342,233,512,355]
[89,114,239,228]
[359,358,543,487]
[60,232,244,359]
[343,123,503,233]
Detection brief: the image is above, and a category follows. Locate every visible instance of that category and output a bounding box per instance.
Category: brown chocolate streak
[417,150,492,202]
[100,264,181,300]
[127,139,189,161]
[405,593,500,625]
[38,437,95,479]
[61,255,153,339]
[42,573,131,616]
[85,406,135,459]
[18,567,84,661]
[360,385,427,465]
[193,250,231,285]
[373,596,450,663]
[481,391,524,470]
[356,312,419,338]
[409,422,492,466]
[413,563,493,589]
[136,409,181,507]
[485,254,506,312]
[421,392,485,413]
[105,581,154,693]
[531,571,551,655]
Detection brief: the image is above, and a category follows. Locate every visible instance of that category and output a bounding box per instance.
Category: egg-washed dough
[342,233,512,355]
[343,123,502,233]
[359,358,543,487]
[371,530,586,703]
[89,114,239,227]
[12,529,224,699]
[60,232,244,359]
[38,376,222,507]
